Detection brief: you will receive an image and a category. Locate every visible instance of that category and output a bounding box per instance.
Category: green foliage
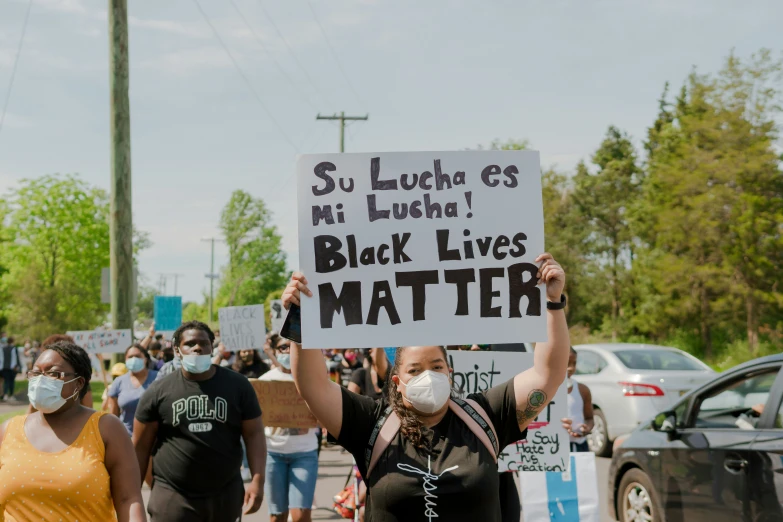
[263,288,285,331]
[216,190,288,309]
[1,175,112,339]
[523,49,783,367]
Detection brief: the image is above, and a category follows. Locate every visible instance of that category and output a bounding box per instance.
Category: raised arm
[513,253,569,431]
[283,273,345,437]
[371,348,390,379]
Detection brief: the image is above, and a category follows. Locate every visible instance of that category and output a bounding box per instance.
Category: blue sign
[545,455,579,521]
[154,296,182,331]
[384,347,397,364]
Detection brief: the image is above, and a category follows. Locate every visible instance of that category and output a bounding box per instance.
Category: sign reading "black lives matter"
[297,151,546,348]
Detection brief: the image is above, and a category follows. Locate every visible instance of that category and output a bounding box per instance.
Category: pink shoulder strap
[365,399,499,479]
[367,409,401,478]
[449,399,499,463]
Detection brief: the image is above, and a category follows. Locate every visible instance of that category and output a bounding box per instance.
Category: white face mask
[28,376,80,414]
[400,370,451,414]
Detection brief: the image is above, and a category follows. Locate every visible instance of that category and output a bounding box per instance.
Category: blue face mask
[125,357,145,373]
[277,354,291,370]
[28,376,79,414]
[180,353,213,374]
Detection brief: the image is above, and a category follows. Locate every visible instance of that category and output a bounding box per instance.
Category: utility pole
[316,112,368,152]
[109,0,133,364]
[201,238,222,323]
[158,273,185,295]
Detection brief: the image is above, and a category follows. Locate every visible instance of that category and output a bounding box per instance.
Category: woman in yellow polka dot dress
[0,341,146,521]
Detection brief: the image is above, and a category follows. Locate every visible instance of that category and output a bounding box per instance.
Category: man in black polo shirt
[133,321,266,521]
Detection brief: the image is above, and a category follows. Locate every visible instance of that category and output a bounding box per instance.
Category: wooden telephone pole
[109,0,133,360]
[316,112,368,152]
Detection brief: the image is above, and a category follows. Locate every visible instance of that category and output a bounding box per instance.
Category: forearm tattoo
[516,389,547,424]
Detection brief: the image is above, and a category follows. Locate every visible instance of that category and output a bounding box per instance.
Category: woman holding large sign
[282,253,569,521]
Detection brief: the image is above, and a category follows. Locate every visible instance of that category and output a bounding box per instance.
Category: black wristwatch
[546,294,567,310]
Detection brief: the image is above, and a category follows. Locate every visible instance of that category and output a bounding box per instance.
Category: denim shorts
[265,450,319,514]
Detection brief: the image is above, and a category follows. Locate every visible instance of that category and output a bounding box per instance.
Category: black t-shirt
[135,365,262,497]
[335,378,524,522]
[350,367,387,401]
[340,359,363,387]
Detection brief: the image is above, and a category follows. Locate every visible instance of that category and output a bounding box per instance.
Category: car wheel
[588,408,611,457]
[617,468,663,522]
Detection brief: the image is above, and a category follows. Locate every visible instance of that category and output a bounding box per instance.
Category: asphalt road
[140,449,616,521]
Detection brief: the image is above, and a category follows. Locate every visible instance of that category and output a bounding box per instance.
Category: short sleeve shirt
[135,365,262,497]
[335,378,524,522]
[350,368,386,401]
[108,370,158,434]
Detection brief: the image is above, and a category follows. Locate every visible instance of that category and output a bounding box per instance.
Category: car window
[575,351,606,375]
[614,350,705,371]
[674,399,689,429]
[691,369,778,430]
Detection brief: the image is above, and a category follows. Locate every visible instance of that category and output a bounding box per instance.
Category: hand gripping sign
[297,151,547,348]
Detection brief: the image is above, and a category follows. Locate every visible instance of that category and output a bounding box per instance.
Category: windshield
[615,350,705,371]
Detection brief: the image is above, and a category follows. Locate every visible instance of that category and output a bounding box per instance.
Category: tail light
[619,382,664,397]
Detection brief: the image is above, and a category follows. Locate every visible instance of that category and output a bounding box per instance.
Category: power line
[254,0,334,108]
[0,0,33,141]
[305,0,365,110]
[191,0,299,152]
[227,0,319,111]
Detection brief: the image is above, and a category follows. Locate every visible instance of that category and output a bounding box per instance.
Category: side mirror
[653,411,677,433]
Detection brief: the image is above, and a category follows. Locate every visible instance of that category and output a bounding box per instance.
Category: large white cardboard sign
[67,329,132,354]
[218,305,265,350]
[448,351,569,473]
[297,151,546,348]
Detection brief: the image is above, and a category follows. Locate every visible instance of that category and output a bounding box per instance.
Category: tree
[216,190,287,308]
[572,127,643,340]
[2,175,111,339]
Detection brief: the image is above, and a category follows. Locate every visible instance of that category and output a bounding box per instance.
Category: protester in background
[0,337,21,401]
[133,320,266,521]
[260,335,319,522]
[147,341,165,371]
[139,322,156,350]
[283,253,570,521]
[338,349,362,388]
[233,348,270,379]
[0,341,146,521]
[264,333,281,369]
[27,334,94,411]
[563,347,594,452]
[23,340,38,370]
[108,346,158,435]
[347,348,389,401]
[102,362,128,411]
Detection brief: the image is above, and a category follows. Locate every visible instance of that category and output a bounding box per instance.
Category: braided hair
[386,346,454,450]
[172,320,215,349]
[44,341,92,399]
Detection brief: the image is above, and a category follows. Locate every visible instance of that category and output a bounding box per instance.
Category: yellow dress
[0,412,117,521]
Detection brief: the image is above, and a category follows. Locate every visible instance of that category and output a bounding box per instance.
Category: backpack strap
[450,397,499,462]
[365,406,400,479]
[365,398,500,479]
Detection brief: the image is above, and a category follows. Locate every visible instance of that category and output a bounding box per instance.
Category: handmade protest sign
[154,296,182,332]
[297,151,546,348]
[67,330,132,354]
[218,305,265,350]
[448,351,569,473]
[270,300,285,333]
[251,380,317,429]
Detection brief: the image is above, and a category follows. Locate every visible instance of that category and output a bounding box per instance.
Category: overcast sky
[0,0,780,303]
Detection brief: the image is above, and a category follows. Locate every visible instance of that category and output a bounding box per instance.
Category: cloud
[128,16,210,39]
[138,46,233,74]
[0,113,34,129]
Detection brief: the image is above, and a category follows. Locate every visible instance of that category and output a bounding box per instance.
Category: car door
[746,368,783,522]
[659,363,781,522]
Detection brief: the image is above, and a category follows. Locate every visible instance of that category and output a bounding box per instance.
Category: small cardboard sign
[218,305,265,350]
[251,380,318,429]
[67,329,133,354]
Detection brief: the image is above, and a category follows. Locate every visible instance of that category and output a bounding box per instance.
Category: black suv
[609,353,783,522]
